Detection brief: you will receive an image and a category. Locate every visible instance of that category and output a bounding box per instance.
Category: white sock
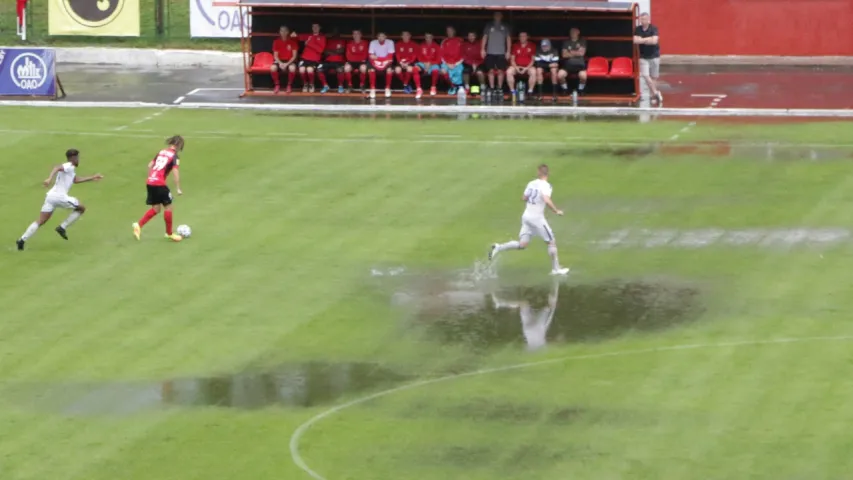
[60,211,82,229]
[496,240,521,253]
[21,222,39,241]
[548,244,560,270]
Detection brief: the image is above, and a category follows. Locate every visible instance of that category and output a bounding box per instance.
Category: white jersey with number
[522,178,553,218]
[48,162,76,196]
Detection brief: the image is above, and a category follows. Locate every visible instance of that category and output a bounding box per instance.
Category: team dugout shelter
[237,0,640,104]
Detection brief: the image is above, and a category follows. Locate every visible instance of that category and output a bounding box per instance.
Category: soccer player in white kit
[16,149,103,251]
[488,164,570,275]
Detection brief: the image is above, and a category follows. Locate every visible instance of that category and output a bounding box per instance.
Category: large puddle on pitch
[0,362,409,416]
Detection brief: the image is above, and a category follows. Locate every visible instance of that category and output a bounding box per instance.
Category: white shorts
[639,58,660,78]
[41,193,79,213]
[519,215,555,243]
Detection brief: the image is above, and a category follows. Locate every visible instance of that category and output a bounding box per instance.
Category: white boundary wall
[0,100,851,118]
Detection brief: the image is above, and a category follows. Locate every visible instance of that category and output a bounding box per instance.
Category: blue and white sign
[0,48,57,97]
[189,0,250,38]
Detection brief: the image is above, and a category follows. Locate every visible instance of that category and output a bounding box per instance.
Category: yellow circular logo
[61,0,125,28]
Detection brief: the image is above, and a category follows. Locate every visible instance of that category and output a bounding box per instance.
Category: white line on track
[186,88,202,96]
[289,334,853,480]
[670,94,727,140]
[112,107,171,131]
[173,96,186,105]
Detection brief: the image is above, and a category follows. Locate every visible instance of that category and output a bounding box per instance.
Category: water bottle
[457,86,467,105]
[572,90,578,106]
[518,86,526,104]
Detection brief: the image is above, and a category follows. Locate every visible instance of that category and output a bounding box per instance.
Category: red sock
[360,72,367,88]
[308,71,315,85]
[414,70,422,89]
[300,71,307,83]
[399,71,409,85]
[345,71,352,87]
[430,69,439,87]
[318,72,328,87]
[369,70,376,89]
[138,208,157,227]
[385,70,393,89]
[164,210,173,235]
[271,69,280,86]
[336,71,344,86]
[287,70,296,87]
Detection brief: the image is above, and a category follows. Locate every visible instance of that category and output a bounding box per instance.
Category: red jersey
[418,42,440,64]
[296,33,326,62]
[512,42,535,66]
[396,40,418,64]
[346,40,368,62]
[272,38,298,63]
[325,37,346,62]
[461,40,483,66]
[440,37,464,65]
[147,148,179,187]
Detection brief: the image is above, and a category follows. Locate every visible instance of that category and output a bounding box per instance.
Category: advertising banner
[190,0,250,38]
[49,0,140,37]
[0,48,57,97]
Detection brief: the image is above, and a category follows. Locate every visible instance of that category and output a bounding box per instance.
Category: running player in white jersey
[488,164,570,275]
[16,149,103,251]
[492,279,560,351]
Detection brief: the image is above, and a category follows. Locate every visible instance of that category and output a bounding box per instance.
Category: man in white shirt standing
[368,32,396,99]
[16,149,103,251]
[488,164,570,275]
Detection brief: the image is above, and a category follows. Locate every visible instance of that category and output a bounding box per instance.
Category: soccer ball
[176,225,192,238]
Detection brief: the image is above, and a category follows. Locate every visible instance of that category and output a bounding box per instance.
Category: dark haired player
[16,149,103,250]
[133,136,184,242]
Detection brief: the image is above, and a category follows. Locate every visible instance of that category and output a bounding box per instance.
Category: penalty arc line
[289,334,853,480]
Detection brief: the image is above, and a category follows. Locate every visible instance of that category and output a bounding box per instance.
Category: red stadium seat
[609,57,634,77]
[250,52,274,73]
[586,57,609,77]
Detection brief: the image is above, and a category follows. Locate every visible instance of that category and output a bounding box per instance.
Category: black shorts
[463,63,484,74]
[274,61,295,71]
[146,185,173,206]
[562,62,587,73]
[319,61,343,72]
[483,54,508,71]
[535,61,559,70]
[299,60,319,68]
[346,61,367,70]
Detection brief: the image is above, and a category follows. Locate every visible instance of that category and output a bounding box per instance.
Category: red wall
[653,0,853,56]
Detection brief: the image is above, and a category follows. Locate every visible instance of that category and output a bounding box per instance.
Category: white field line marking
[421,134,461,138]
[289,334,853,480]
[3,128,853,149]
[112,107,170,131]
[173,96,186,105]
[670,94,727,140]
[185,88,202,96]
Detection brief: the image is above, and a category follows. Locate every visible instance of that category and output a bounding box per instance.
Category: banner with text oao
[49,0,140,37]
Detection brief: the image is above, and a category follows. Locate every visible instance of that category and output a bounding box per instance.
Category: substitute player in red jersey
[461,31,485,93]
[271,26,298,94]
[416,33,441,97]
[368,32,395,99]
[440,26,465,95]
[321,29,347,94]
[295,23,327,93]
[394,31,420,95]
[507,31,537,100]
[344,30,369,92]
[133,136,184,242]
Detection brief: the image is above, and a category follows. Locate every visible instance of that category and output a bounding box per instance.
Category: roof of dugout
[236,0,637,12]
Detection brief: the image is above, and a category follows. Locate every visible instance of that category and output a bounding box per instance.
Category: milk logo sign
[10,53,48,90]
[190,0,251,38]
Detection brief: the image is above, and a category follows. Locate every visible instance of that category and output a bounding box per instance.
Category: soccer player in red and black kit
[344,30,369,93]
[133,136,184,242]
[322,29,347,94]
[271,26,298,94]
[462,31,485,93]
[395,31,420,96]
[295,23,326,93]
[416,33,442,97]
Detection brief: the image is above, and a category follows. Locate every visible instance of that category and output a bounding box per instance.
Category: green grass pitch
[2,107,853,480]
